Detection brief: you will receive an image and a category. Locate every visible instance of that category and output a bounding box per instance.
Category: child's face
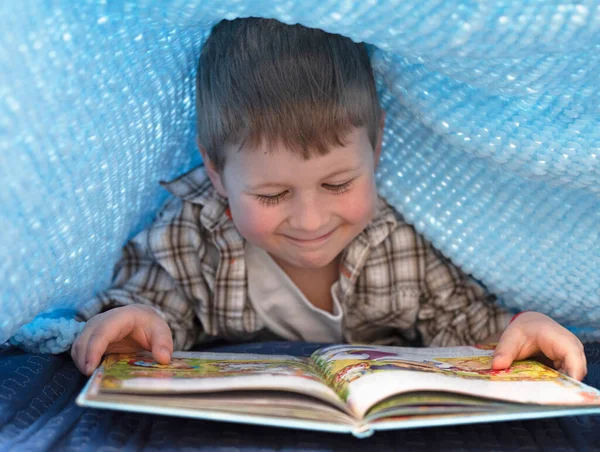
[212,127,380,270]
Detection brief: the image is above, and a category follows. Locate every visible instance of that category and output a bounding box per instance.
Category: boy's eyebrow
[321,165,363,179]
[245,182,289,191]
[245,165,364,191]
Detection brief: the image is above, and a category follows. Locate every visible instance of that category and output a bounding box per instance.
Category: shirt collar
[160,165,231,231]
[359,196,399,248]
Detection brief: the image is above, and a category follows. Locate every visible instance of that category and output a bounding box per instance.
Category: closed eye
[255,191,289,206]
[323,180,354,194]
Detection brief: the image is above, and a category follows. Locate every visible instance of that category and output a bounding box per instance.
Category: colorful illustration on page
[99,353,322,390]
[312,344,593,399]
[431,356,562,381]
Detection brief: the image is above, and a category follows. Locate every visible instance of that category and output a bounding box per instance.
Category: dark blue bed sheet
[1,341,599,451]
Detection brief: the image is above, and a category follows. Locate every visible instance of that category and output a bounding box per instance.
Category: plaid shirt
[79,166,512,350]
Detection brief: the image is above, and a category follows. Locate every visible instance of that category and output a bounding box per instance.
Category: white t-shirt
[245,241,343,343]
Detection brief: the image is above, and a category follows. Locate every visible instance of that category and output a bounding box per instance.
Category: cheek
[341,180,378,224]
[228,198,280,243]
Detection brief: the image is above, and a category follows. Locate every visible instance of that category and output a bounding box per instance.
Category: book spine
[351,426,374,438]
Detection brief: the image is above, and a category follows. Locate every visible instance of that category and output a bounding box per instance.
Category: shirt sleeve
[77,199,207,350]
[416,240,513,347]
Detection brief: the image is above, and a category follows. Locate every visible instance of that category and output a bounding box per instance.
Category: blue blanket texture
[2,1,599,352]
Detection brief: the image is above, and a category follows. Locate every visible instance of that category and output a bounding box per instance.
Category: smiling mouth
[285,229,336,244]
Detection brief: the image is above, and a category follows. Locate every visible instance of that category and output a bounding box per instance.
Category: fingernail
[85,362,92,375]
[160,347,170,357]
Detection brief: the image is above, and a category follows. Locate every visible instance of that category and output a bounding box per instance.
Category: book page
[311,344,600,419]
[94,351,347,412]
[86,389,355,424]
[364,392,518,422]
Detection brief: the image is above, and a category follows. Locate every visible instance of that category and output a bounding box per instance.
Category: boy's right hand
[71,305,173,376]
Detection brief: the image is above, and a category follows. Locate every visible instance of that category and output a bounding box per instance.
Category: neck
[271,256,341,313]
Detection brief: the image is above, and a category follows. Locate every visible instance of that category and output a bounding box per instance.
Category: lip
[284,229,336,246]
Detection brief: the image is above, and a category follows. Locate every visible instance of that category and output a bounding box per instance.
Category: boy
[71,18,586,380]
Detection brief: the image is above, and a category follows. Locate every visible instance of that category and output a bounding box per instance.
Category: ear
[198,140,228,198]
[373,111,386,169]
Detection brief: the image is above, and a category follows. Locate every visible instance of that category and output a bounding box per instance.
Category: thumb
[147,318,173,365]
[491,333,522,370]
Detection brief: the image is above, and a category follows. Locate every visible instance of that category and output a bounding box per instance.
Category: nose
[288,193,330,233]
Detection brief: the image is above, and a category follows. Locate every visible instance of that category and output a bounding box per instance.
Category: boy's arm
[416,241,513,347]
[413,238,586,380]
[77,201,206,351]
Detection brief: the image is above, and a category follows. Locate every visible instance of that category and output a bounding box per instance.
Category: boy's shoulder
[362,195,423,249]
[155,165,230,231]
[159,165,214,204]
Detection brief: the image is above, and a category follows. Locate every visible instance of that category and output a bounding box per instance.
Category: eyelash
[256,192,289,206]
[255,180,354,206]
[324,180,354,194]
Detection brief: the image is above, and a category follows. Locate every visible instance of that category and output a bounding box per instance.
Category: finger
[538,333,587,380]
[492,330,528,370]
[148,319,173,365]
[70,334,88,375]
[562,349,587,381]
[83,313,135,376]
[71,321,97,375]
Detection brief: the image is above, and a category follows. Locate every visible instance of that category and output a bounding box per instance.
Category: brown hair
[196,17,382,172]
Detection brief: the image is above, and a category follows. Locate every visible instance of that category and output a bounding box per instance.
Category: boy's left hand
[491,311,587,381]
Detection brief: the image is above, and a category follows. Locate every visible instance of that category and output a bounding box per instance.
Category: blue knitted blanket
[3,1,599,353]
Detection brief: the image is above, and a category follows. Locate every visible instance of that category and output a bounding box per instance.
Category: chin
[292,253,339,270]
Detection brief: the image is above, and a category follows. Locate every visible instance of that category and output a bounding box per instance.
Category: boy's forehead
[222,128,373,182]
[233,126,369,156]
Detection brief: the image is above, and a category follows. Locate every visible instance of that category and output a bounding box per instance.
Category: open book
[76,344,600,437]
